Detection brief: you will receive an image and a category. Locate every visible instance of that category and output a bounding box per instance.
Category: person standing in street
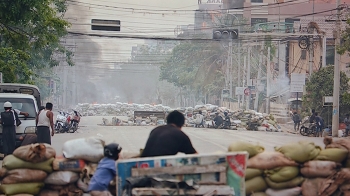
[36,102,54,144]
[344,114,350,137]
[1,102,21,156]
[292,112,301,132]
[315,112,324,137]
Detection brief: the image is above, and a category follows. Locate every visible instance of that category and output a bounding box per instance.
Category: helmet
[104,143,122,159]
[3,102,12,108]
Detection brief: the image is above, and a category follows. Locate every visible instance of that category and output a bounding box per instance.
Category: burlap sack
[301,160,341,178]
[2,169,47,184]
[247,152,298,170]
[13,143,56,163]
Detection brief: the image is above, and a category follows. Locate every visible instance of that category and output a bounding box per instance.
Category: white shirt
[195,114,204,124]
[37,110,50,127]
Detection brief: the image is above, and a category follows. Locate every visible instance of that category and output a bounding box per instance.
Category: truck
[0,83,41,154]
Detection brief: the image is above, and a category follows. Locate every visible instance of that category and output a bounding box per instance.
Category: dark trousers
[36,126,51,145]
[3,125,16,156]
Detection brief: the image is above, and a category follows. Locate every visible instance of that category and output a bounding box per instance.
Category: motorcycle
[69,110,81,133]
[300,116,318,136]
[55,111,72,133]
[54,111,67,133]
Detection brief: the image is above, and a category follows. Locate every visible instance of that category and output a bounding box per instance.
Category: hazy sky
[65,0,203,63]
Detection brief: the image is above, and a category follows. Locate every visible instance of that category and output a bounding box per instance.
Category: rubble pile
[75,102,172,116]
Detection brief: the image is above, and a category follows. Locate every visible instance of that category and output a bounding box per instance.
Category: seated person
[141,110,197,157]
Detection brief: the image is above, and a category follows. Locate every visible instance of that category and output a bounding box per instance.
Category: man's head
[224,112,228,116]
[199,111,202,115]
[3,101,12,110]
[312,109,315,114]
[45,102,53,111]
[166,110,185,128]
[104,143,122,160]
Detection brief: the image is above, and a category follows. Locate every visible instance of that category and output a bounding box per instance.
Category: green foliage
[338,19,350,55]
[160,41,225,96]
[303,66,350,123]
[0,0,72,83]
[0,47,32,83]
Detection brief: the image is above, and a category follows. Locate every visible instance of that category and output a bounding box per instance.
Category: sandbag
[301,178,325,196]
[247,152,298,170]
[324,137,350,168]
[265,187,302,196]
[78,163,98,192]
[264,166,299,182]
[38,190,59,196]
[3,155,54,173]
[301,160,341,178]
[45,171,79,185]
[52,157,85,172]
[2,169,47,184]
[274,141,321,163]
[228,142,264,158]
[318,171,347,196]
[251,193,267,196]
[0,183,44,195]
[246,168,263,180]
[246,176,267,195]
[315,148,348,163]
[265,176,304,190]
[45,184,83,196]
[13,143,56,163]
[119,150,140,159]
[62,137,105,162]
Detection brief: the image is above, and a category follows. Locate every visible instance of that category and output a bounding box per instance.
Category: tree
[0,0,72,83]
[303,66,350,124]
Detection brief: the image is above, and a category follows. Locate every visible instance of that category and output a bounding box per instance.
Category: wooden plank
[131,163,227,177]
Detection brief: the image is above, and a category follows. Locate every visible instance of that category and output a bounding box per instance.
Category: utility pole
[309,36,314,75]
[244,55,247,108]
[238,41,241,108]
[229,40,233,99]
[246,47,251,110]
[254,51,262,111]
[266,47,271,114]
[332,0,341,137]
[322,35,327,67]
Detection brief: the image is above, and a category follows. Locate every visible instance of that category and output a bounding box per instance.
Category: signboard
[323,96,333,106]
[235,87,245,95]
[116,152,248,196]
[222,89,230,98]
[290,73,306,93]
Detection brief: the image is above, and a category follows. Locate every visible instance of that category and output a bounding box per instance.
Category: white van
[0,83,41,153]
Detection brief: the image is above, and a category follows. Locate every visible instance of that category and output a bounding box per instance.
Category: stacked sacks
[228,141,299,195]
[0,144,55,195]
[301,137,350,196]
[42,137,105,195]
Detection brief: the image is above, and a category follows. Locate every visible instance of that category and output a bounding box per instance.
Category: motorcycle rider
[344,114,350,137]
[223,112,231,129]
[195,111,204,128]
[213,113,223,128]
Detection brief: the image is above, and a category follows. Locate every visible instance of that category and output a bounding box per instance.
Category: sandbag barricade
[228,139,350,196]
[0,143,55,195]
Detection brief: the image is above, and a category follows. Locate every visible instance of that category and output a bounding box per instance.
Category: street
[51,116,326,156]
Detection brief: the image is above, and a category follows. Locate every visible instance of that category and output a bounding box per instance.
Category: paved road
[51,116,326,156]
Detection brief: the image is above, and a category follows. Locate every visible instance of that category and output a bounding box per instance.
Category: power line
[67,0,309,13]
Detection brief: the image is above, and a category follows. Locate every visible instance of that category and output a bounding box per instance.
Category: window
[251,18,267,26]
[301,50,307,60]
[326,45,335,66]
[0,98,36,118]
